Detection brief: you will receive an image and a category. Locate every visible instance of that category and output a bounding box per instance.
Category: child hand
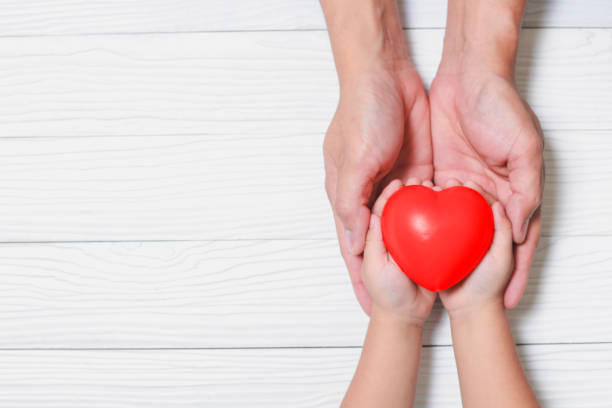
[436,180,515,318]
[362,178,436,326]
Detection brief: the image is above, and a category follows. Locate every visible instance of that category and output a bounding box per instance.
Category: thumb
[334,163,374,255]
[491,201,513,251]
[364,214,386,264]
[484,202,514,288]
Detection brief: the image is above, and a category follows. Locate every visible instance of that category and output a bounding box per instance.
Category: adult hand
[325,64,431,315]
[430,0,544,308]
[321,0,432,314]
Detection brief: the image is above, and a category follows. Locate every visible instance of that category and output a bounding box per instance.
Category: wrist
[448,298,505,325]
[321,0,411,88]
[438,0,525,80]
[370,305,426,330]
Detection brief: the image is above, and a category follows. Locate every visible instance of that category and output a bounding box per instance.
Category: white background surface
[0,1,611,406]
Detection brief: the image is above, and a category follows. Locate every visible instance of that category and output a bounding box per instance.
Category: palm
[325,65,433,200]
[429,73,541,206]
[430,72,544,308]
[370,261,436,319]
[382,68,433,188]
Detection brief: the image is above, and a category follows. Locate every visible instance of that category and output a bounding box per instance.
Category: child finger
[405,177,420,186]
[464,180,485,195]
[464,180,496,204]
[422,180,434,188]
[444,178,462,188]
[491,201,513,249]
[364,214,387,261]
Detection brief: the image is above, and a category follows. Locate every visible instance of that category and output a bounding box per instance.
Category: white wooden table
[0,1,610,406]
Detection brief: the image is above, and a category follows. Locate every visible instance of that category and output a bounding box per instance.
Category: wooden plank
[0,130,608,242]
[0,345,610,407]
[0,1,610,35]
[0,29,610,140]
[0,236,611,348]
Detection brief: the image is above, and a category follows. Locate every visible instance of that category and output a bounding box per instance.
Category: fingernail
[345,229,355,252]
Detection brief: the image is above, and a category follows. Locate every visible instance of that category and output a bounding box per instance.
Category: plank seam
[0,342,610,351]
[0,233,608,245]
[0,26,609,39]
[0,127,611,139]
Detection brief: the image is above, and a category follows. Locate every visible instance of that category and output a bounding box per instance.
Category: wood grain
[0,345,610,407]
[0,30,610,140]
[0,236,610,348]
[0,130,608,242]
[0,0,609,35]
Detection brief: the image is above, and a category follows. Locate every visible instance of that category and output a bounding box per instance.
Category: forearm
[342,310,423,408]
[440,0,526,78]
[319,0,409,86]
[450,302,539,407]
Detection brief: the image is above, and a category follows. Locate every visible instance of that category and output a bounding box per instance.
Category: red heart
[381,185,494,292]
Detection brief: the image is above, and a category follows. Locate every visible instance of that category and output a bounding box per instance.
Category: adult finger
[333,213,372,315]
[506,130,544,243]
[504,208,542,309]
[334,161,376,256]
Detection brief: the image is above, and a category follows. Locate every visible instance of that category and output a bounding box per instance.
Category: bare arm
[342,179,436,407]
[450,303,539,407]
[342,312,423,408]
[439,183,540,407]
[320,0,408,85]
[441,0,526,78]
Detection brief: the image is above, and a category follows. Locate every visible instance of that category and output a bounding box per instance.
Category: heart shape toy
[381,185,494,292]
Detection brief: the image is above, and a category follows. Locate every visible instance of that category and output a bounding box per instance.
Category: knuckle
[338,240,349,259]
[335,196,353,220]
[523,195,540,213]
[534,190,543,208]
[531,190,543,208]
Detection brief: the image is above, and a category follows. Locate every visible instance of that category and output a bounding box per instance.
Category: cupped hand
[324,61,432,315]
[361,179,436,325]
[437,180,515,317]
[429,69,544,309]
